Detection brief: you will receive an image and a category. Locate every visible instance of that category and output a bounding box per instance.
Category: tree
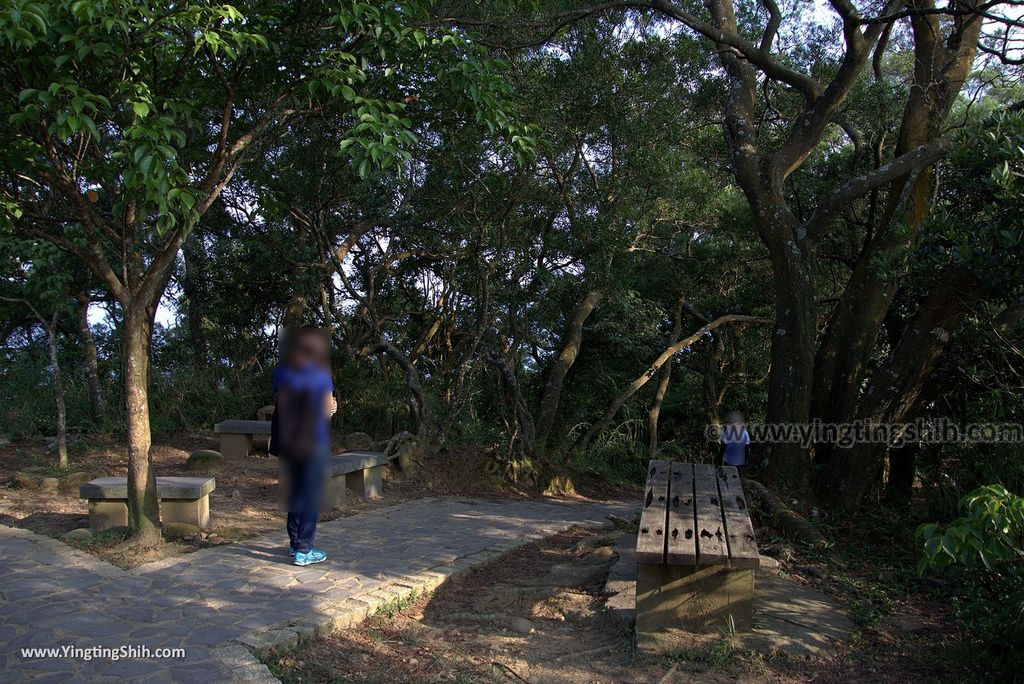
[0,240,77,466]
[0,0,528,540]
[571,313,772,455]
[453,0,1020,508]
[74,289,104,424]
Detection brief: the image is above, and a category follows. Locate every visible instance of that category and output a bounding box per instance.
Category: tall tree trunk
[885,444,917,508]
[437,298,490,447]
[122,304,161,542]
[647,363,673,455]
[1,297,71,467]
[283,216,310,328]
[487,353,536,453]
[362,341,431,440]
[821,267,981,511]
[811,4,984,438]
[701,329,725,429]
[320,282,333,336]
[681,301,726,432]
[44,316,68,469]
[759,217,818,496]
[534,289,601,455]
[647,296,685,454]
[76,293,104,424]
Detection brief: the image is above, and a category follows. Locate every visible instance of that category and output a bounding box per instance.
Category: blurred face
[288,330,329,368]
[726,411,744,425]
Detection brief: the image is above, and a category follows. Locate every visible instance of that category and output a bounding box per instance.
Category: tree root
[744,479,827,548]
[112,529,163,554]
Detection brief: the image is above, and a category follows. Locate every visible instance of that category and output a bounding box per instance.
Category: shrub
[917,485,1024,676]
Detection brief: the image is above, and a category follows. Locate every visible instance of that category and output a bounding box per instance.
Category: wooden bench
[213,419,271,458]
[278,450,394,510]
[79,476,216,531]
[635,461,759,653]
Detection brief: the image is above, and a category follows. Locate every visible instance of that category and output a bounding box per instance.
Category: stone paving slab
[0,496,630,682]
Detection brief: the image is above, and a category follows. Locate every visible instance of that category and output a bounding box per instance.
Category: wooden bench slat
[717,466,760,568]
[665,462,697,565]
[636,459,671,565]
[692,463,728,565]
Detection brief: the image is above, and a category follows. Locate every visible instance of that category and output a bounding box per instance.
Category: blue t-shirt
[272,363,334,451]
[720,425,750,466]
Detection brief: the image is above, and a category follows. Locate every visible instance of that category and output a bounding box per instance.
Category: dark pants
[284,450,327,553]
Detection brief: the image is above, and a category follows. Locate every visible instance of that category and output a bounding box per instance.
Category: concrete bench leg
[321,475,347,510]
[161,495,210,530]
[277,463,347,511]
[346,465,383,500]
[220,433,253,459]
[635,563,754,653]
[88,499,128,530]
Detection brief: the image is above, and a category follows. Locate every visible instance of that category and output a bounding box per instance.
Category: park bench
[213,419,271,459]
[279,450,394,510]
[634,460,760,653]
[79,476,216,531]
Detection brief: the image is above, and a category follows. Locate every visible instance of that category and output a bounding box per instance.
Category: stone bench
[279,450,393,510]
[214,419,271,459]
[79,476,216,531]
[635,461,759,653]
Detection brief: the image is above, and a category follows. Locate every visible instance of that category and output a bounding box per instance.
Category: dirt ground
[0,431,634,568]
[0,432,424,567]
[1,434,977,681]
[267,527,762,684]
[267,527,674,684]
[266,526,971,684]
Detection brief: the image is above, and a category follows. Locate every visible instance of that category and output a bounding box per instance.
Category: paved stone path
[0,496,631,683]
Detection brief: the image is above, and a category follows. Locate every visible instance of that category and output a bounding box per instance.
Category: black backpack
[269,388,319,462]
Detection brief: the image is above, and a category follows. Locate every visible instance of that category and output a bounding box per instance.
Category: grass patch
[656,634,737,672]
[64,527,130,549]
[374,590,424,621]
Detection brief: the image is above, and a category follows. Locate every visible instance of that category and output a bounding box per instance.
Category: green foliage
[917,485,1024,575]
[2,1,265,233]
[918,485,1024,675]
[149,361,269,434]
[924,111,1024,286]
[0,0,533,240]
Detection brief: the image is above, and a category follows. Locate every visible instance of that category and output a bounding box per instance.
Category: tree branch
[571,314,773,456]
[805,138,952,239]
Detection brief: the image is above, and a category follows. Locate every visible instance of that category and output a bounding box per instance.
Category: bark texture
[647,296,686,454]
[534,289,601,454]
[45,316,68,469]
[76,293,104,424]
[122,305,160,541]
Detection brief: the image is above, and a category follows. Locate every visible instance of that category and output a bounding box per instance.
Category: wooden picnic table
[634,460,760,652]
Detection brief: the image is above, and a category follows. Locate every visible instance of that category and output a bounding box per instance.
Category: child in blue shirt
[719,411,751,467]
[270,326,336,566]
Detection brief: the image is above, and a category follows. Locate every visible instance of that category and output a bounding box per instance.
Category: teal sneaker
[294,549,327,566]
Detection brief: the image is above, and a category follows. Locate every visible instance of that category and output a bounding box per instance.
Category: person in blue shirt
[270,326,336,566]
[719,411,751,467]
